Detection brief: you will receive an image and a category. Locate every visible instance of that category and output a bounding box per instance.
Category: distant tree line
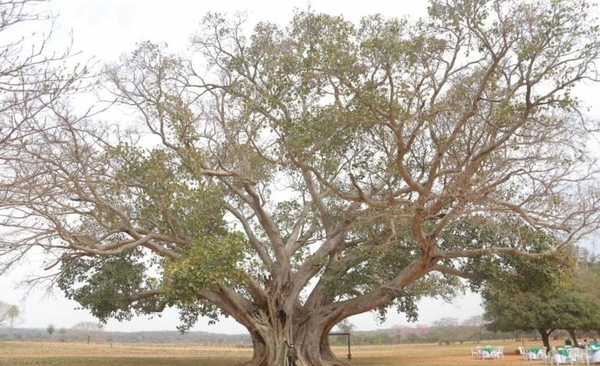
[329,318,518,346]
[2,320,595,347]
[0,326,251,344]
[0,323,512,346]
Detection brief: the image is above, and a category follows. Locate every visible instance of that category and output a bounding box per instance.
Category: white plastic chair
[531,348,552,365]
[471,348,480,359]
[547,349,557,365]
[568,347,589,365]
[495,346,505,359]
[481,350,495,360]
[519,346,530,361]
[555,347,574,365]
[580,349,590,366]
[589,349,600,364]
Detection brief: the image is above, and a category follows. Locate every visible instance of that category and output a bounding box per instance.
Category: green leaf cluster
[57,248,160,321]
[163,233,248,303]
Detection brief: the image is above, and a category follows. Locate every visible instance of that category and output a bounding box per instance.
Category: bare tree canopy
[0,0,88,275]
[2,0,600,365]
[71,321,104,343]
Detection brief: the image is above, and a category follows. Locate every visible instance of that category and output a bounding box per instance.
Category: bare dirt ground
[0,340,543,366]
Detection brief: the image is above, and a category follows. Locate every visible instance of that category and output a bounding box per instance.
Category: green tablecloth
[482,346,495,353]
[589,346,600,354]
[557,348,568,357]
[529,347,541,354]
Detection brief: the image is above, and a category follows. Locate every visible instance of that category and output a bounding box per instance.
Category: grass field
[0,340,551,366]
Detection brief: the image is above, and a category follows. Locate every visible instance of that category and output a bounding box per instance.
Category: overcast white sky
[2,0,597,335]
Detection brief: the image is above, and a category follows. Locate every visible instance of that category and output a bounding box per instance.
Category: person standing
[284,338,298,366]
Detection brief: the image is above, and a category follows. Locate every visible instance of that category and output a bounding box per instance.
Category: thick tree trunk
[568,329,579,347]
[243,314,350,366]
[537,329,553,352]
[293,319,349,366]
[244,330,288,366]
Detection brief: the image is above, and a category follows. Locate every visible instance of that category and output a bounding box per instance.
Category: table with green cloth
[554,348,570,364]
[528,348,542,360]
[479,346,496,359]
[589,346,600,363]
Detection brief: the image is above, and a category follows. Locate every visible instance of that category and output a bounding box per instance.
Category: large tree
[483,283,599,351]
[569,249,600,338]
[3,0,600,365]
[481,246,600,351]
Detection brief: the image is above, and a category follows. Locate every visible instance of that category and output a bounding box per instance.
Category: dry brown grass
[0,340,551,366]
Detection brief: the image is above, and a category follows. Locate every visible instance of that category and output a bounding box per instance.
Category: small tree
[334,319,355,333]
[71,321,104,344]
[46,324,55,341]
[390,324,406,344]
[0,301,21,334]
[432,317,460,345]
[58,327,67,342]
[463,315,487,344]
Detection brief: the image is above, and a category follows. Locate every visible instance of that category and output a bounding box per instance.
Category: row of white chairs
[470,346,505,359]
[518,346,593,365]
[520,346,545,361]
[519,346,550,362]
[550,347,591,365]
